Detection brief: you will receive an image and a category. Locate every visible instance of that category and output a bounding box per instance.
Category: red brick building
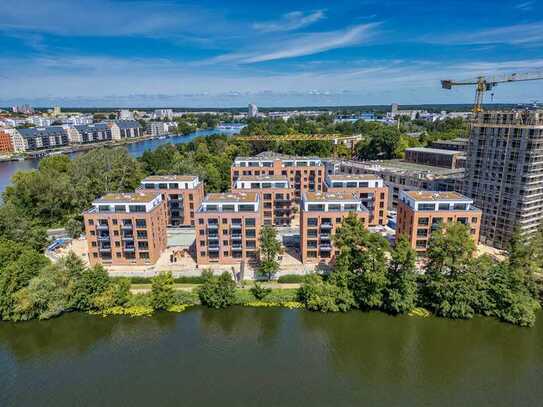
[324,174,388,226]
[396,190,482,254]
[83,192,168,266]
[232,175,294,226]
[195,192,261,265]
[138,175,204,226]
[300,191,369,264]
[0,130,14,154]
[231,152,325,201]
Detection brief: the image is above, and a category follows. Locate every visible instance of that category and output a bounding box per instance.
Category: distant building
[53,106,61,116]
[3,128,25,153]
[26,116,52,127]
[404,147,465,169]
[84,192,168,266]
[233,175,294,226]
[248,103,258,118]
[396,190,481,254]
[119,109,134,120]
[108,120,143,140]
[327,159,464,209]
[300,191,369,264]
[67,123,112,144]
[64,115,94,126]
[138,175,205,226]
[153,109,174,120]
[430,138,468,152]
[195,192,261,265]
[149,121,176,137]
[12,104,34,114]
[0,130,14,154]
[16,126,69,151]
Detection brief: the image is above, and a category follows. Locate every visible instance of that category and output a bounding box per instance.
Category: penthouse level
[397,190,481,254]
[231,152,325,200]
[300,192,369,264]
[83,192,168,266]
[233,175,293,226]
[138,175,204,227]
[195,192,261,265]
[324,174,388,226]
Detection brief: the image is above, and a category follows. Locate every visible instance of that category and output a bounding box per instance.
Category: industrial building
[404,147,465,169]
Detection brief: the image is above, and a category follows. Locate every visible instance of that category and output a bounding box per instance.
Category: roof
[114,120,141,129]
[95,192,160,204]
[143,175,199,182]
[432,138,468,145]
[74,123,109,133]
[334,159,465,178]
[17,126,67,138]
[404,191,471,201]
[405,147,463,155]
[203,192,258,203]
[327,174,381,181]
[235,151,322,162]
[304,191,360,202]
[237,175,288,182]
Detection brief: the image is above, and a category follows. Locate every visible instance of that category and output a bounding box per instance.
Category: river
[1,308,541,406]
[0,127,240,195]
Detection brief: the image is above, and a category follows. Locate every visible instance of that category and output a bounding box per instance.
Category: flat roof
[95,192,160,204]
[203,192,258,203]
[237,175,288,182]
[235,152,322,162]
[327,174,381,181]
[142,175,198,182]
[404,191,471,201]
[405,147,462,155]
[336,159,465,177]
[305,191,359,202]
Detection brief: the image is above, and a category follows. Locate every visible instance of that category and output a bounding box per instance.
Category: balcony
[320,223,333,229]
[320,245,332,251]
[122,235,134,241]
[232,244,243,250]
[124,246,135,252]
[97,224,109,230]
[99,247,112,252]
[208,246,220,252]
[207,224,219,230]
[97,235,110,241]
[208,235,219,241]
[121,224,133,230]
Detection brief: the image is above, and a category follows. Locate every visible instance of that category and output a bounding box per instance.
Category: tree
[250,283,272,300]
[150,272,175,311]
[65,218,83,239]
[383,236,417,314]
[0,203,48,250]
[298,274,355,312]
[259,226,281,280]
[92,278,131,310]
[68,259,110,312]
[198,271,236,308]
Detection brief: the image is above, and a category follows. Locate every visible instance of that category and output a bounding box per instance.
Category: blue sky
[1,0,543,107]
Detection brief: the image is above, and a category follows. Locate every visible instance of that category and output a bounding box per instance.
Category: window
[245,218,256,226]
[307,218,318,226]
[199,219,204,225]
[88,219,94,225]
[418,203,435,211]
[136,219,146,228]
[246,229,256,238]
[139,252,149,259]
[471,217,478,223]
[438,203,449,211]
[222,218,228,224]
[129,205,146,213]
[137,231,147,239]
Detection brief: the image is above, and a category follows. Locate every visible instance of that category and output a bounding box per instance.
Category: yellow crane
[441,71,543,113]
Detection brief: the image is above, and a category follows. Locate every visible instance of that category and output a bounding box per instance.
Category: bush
[277,274,307,284]
[198,271,236,309]
[114,276,205,284]
[298,275,355,312]
[150,272,175,311]
[250,283,272,300]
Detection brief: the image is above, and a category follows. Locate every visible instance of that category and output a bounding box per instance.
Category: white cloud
[253,10,325,33]
[433,21,543,45]
[515,1,535,11]
[210,23,380,64]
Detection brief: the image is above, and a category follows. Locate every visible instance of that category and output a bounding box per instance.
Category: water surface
[1,308,541,406]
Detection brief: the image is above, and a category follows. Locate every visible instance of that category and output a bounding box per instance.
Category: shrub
[298,275,355,312]
[150,272,175,311]
[250,283,272,300]
[198,271,236,309]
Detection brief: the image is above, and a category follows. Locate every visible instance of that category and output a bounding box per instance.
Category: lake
[0,127,239,195]
[1,308,541,406]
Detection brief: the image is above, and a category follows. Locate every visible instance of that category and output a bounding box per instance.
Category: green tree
[298,274,355,312]
[92,278,131,310]
[198,271,236,308]
[65,218,83,239]
[383,236,417,314]
[68,257,110,312]
[259,226,281,280]
[150,272,175,311]
[250,283,272,300]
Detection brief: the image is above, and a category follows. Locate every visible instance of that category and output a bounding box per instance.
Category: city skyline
[1,0,543,107]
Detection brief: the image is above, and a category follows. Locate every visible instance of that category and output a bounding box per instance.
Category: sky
[1,0,543,107]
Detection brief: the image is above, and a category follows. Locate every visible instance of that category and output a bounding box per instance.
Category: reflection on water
[0,308,542,406]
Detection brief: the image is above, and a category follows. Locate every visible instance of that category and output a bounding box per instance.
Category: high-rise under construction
[463,109,543,249]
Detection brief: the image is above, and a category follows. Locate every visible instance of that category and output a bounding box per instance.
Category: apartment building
[396,190,481,254]
[195,192,261,265]
[16,126,69,151]
[323,174,388,226]
[108,120,143,140]
[327,159,464,209]
[138,175,204,226]
[83,192,168,266]
[404,147,465,169]
[300,192,369,264]
[67,123,112,144]
[231,152,325,201]
[0,130,14,154]
[463,109,543,249]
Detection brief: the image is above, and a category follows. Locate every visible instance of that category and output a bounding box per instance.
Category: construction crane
[441,71,543,113]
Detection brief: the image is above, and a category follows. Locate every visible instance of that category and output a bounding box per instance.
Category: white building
[153,109,174,120]
[119,109,134,120]
[248,104,258,118]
